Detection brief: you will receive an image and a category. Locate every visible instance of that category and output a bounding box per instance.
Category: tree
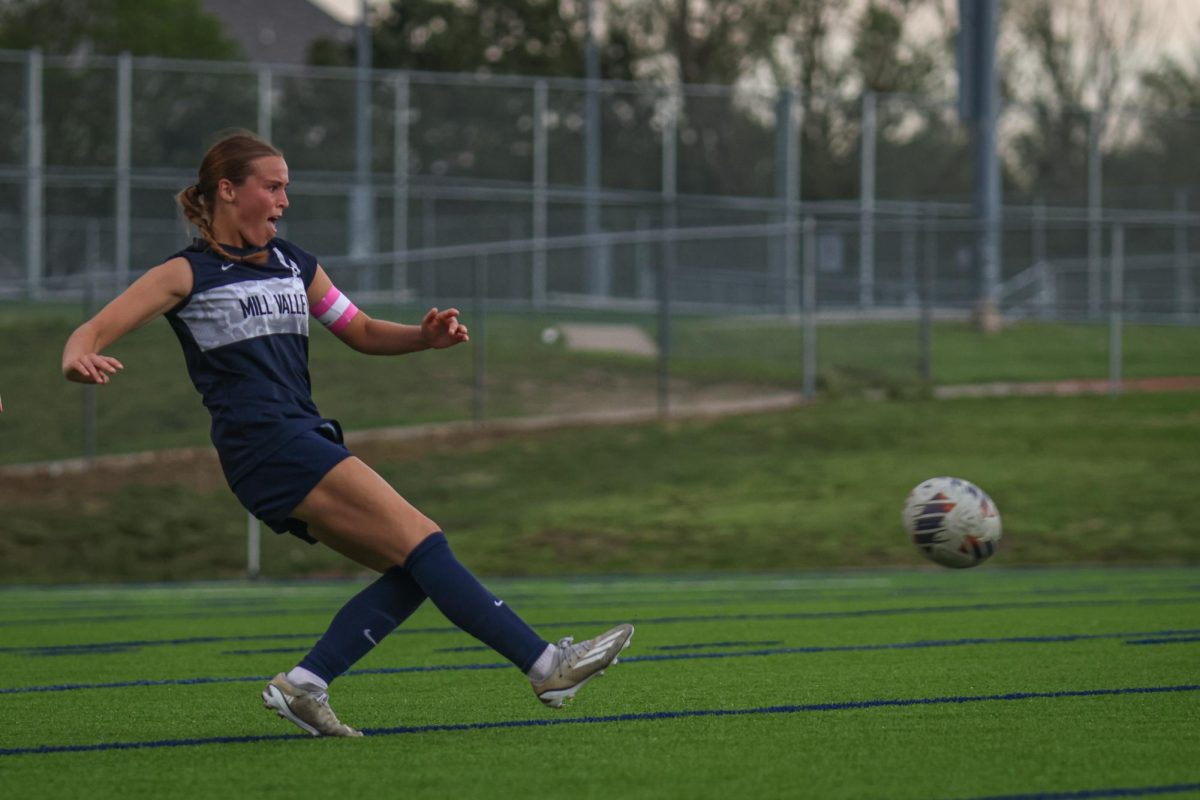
[1000,0,1145,202]
[1139,56,1200,116]
[0,0,246,262]
[847,0,970,201]
[0,0,244,171]
[0,0,241,59]
[609,0,793,86]
[1103,54,1200,210]
[301,0,981,204]
[311,0,637,78]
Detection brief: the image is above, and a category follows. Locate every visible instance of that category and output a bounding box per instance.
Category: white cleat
[531,624,635,708]
[261,673,363,738]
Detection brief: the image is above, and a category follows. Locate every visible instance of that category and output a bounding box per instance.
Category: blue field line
[1,684,1197,758]
[0,607,368,629]
[5,596,1200,654]
[0,632,322,656]
[652,640,783,650]
[611,629,1200,664]
[4,628,1199,696]
[432,645,492,653]
[0,674,278,694]
[436,642,792,652]
[222,646,312,656]
[957,781,1200,799]
[2,591,1198,630]
[1125,636,1200,646]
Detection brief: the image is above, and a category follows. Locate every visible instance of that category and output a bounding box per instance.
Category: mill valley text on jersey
[238,286,309,321]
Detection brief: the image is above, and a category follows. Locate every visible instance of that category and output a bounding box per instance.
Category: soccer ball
[903,477,1002,568]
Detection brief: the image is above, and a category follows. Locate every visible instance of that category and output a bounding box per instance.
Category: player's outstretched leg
[528,624,635,708]
[401,533,636,708]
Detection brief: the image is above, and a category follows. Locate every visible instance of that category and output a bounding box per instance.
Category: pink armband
[312,285,359,333]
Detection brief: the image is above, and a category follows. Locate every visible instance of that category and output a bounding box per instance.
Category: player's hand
[420,307,469,349]
[64,353,124,384]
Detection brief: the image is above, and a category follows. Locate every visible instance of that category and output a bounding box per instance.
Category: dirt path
[933,375,1200,398]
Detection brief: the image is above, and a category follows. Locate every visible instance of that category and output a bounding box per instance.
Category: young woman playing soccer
[61,131,633,737]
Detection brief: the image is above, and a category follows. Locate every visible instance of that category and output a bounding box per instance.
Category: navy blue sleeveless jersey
[165,238,328,486]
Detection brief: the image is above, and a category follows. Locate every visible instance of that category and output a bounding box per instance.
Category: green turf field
[0,568,1197,799]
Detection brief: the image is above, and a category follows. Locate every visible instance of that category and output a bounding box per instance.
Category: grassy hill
[1,391,1196,583]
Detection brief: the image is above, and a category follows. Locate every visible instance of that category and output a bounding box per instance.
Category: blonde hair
[176,130,283,264]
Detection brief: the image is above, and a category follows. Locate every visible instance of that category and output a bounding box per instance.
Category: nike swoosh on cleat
[363,629,378,645]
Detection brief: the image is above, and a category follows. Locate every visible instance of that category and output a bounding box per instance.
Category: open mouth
[267,216,280,236]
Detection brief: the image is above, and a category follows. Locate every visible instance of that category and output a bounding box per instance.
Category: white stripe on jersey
[177,275,309,352]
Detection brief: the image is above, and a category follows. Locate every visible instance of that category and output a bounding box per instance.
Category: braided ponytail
[175,183,239,264]
[177,130,282,265]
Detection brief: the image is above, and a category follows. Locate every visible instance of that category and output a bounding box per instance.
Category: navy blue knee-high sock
[298,566,428,684]
[404,532,548,672]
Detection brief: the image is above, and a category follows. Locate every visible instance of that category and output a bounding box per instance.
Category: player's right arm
[62,257,193,384]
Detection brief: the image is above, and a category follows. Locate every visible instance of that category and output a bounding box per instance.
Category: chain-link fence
[3,49,1198,308]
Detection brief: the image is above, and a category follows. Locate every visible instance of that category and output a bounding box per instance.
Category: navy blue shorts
[229,421,352,544]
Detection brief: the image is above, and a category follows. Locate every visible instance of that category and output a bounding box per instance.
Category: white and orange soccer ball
[903,477,1002,568]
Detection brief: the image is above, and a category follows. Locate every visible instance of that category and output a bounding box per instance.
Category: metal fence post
[583,0,605,299]
[635,210,653,300]
[532,79,548,309]
[256,65,273,141]
[802,216,817,400]
[83,221,101,462]
[1175,189,1191,319]
[24,48,43,300]
[352,20,376,293]
[246,512,261,579]
[393,73,410,303]
[1033,198,1052,319]
[660,84,678,317]
[659,85,679,419]
[780,89,800,319]
[859,92,877,310]
[657,231,672,419]
[420,196,437,301]
[115,52,132,292]
[1088,111,1104,319]
[901,206,918,307]
[473,254,488,423]
[920,209,936,383]
[1109,225,1123,395]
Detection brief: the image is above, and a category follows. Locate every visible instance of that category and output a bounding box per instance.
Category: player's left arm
[306,265,468,355]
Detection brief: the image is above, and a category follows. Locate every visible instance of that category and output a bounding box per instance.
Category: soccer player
[61,131,633,737]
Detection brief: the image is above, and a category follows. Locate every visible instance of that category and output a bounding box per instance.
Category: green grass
[4,302,1199,464]
[0,569,1197,799]
[2,392,1198,583]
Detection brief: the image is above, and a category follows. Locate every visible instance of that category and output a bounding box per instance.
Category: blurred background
[0,0,1197,580]
[3,0,1198,460]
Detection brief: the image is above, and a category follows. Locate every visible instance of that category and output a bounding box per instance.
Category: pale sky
[311,0,1200,67]
[309,0,381,24]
